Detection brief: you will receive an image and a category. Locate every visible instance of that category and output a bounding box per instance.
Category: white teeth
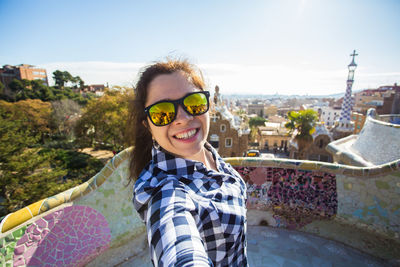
[175,129,197,139]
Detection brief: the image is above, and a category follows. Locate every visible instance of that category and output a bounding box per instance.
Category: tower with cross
[333,50,358,139]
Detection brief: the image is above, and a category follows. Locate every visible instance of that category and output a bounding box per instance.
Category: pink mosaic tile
[13,205,111,266]
[235,166,337,229]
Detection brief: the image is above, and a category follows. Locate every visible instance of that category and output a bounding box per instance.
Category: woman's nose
[174,104,193,124]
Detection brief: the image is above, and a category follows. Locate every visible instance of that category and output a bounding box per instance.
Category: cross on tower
[350,50,358,62]
[211,113,220,122]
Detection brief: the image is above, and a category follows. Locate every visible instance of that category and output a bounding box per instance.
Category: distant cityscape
[1,62,399,166]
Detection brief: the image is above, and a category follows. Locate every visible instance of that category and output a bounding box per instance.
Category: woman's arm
[146,181,212,267]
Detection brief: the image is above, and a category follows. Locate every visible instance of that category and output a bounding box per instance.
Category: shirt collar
[150,142,223,177]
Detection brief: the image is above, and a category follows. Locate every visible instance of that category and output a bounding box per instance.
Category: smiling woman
[126,59,248,266]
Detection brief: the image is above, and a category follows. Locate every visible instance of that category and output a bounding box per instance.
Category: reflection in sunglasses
[145,91,210,126]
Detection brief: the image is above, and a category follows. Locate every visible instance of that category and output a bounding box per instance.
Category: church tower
[332,50,358,140]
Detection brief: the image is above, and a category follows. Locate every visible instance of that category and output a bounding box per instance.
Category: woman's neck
[195,148,217,172]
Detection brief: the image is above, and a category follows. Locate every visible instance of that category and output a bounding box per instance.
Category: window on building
[319,139,324,148]
[220,124,226,132]
[319,155,330,162]
[210,134,219,149]
[225,138,232,147]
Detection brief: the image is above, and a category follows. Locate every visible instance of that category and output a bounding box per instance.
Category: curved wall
[0,149,399,266]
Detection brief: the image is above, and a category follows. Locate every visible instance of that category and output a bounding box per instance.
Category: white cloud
[41,61,145,87]
[38,61,399,96]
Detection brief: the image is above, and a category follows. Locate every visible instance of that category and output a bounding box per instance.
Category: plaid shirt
[133,143,248,267]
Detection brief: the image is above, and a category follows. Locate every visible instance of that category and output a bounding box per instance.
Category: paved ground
[122,226,390,267]
[79,148,114,163]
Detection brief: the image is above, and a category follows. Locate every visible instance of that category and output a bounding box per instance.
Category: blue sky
[1,0,399,95]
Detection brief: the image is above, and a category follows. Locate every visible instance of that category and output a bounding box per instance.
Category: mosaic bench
[1,148,399,266]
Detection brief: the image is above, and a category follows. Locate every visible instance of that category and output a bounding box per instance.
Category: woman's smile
[174,128,199,140]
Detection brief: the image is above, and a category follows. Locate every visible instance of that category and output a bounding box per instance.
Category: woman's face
[145,71,210,160]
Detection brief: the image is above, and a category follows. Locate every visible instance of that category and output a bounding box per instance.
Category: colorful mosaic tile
[12,205,111,266]
[235,166,337,229]
[0,148,398,265]
[0,226,26,267]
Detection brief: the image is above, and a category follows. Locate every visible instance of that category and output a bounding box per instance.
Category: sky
[1,0,399,95]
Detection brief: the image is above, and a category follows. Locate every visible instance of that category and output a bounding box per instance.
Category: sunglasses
[144,91,210,126]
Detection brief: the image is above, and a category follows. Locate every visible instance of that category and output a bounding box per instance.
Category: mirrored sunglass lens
[149,102,175,125]
[184,93,208,115]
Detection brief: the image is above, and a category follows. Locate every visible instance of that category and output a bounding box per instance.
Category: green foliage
[53,70,84,89]
[75,89,132,149]
[284,109,318,158]
[0,81,4,95]
[0,148,71,215]
[54,149,103,181]
[249,116,267,128]
[0,100,104,217]
[285,109,318,139]
[51,99,81,139]
[0,77,92,104]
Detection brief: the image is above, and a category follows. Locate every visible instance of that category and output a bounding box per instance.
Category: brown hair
[126,59,206,182]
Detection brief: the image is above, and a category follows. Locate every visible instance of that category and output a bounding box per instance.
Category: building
[376,84,400,115]
[248,103,265,117]
[256,122,290,152]
[0,64,48,93]
[277,106,299,117]
[288,123,333,162]
[208,86,249,157]
[319,106,341,128]
[327,108,400,166]
[84,84,105,96]
[331,50,358,140]
[351,111,366,134]
[264,105,278,117]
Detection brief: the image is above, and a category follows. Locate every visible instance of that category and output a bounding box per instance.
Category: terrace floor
[120,226,390,267]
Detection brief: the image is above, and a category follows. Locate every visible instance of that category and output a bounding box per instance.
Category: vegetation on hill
[0,71,132,217]
[0,70,93,105]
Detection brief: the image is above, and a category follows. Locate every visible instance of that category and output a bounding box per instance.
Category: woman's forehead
[145,72,199,104]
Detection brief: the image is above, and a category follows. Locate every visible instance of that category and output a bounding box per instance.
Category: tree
[249,116,267,128]
[0,81,4,95]
[53,70,84,90]
[75,89,132,149]
[0,100,102,217]
[0,105,72,216]
[284,109,319,159]
[51,99,82,138]
[53,70,72,89]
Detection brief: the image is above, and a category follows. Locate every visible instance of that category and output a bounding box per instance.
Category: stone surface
[125,226,389,267]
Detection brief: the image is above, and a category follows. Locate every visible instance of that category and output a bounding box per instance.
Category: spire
[337,50,358,130]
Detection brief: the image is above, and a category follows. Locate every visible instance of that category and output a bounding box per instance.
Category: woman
[129,59,248,266]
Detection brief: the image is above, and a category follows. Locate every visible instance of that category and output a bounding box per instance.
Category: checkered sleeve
[146,180,213,267]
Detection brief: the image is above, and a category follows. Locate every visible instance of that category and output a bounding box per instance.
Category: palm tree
[285,109,319,159]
